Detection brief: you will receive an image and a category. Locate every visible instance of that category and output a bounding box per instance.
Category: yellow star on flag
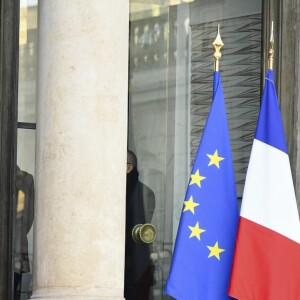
[207,241,225,260]
[207,150,225,168]
[183,196,200,214]
[188,222,206,240]
[189,169,206,187]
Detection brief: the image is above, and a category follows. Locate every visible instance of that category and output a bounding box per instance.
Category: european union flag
[165,71,239,300]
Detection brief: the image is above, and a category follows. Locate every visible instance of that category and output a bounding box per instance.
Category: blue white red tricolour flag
[228,70,300,300]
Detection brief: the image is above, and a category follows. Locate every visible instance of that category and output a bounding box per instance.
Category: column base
[31,298,124,300]
[31,287,124,300]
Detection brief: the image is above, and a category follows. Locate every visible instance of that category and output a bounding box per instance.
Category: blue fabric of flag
[255,70,287,153]
[165,72,239,300]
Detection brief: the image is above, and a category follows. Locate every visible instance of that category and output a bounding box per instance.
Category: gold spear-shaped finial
[212,24,224,71]
[268,21,274,70]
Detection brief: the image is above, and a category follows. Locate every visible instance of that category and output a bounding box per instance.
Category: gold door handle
[132,223,156,244]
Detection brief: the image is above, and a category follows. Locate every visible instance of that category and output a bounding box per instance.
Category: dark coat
[125,177,155,286]
[14,167,34,274]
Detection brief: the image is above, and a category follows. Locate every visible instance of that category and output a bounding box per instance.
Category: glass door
[14,0,38,299]
[128,0,262,299]
[128,3,171,299]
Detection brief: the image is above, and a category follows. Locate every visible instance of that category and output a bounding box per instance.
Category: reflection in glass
[15,0,38,299]
[125,150,156,300]
[129,0,262,299]
[14,167,34,300]
[15,113,36,300]
[129,4,170,299]
[18,2,38,123]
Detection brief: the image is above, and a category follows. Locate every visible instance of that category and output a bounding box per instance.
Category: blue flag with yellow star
[165,71,239,300]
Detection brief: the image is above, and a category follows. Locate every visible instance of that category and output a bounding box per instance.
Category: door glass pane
[15,0,38,299]
[128,0,262,299]
[19,0,38,123]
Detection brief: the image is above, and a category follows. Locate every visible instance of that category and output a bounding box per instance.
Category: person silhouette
[124,150,156,300]
[14,166,34,300]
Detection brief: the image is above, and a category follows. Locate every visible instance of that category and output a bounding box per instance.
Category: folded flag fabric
[228,70,300,300]
[165,71,238,300]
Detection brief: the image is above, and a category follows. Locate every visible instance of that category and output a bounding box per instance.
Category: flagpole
[268,21,274,70]
[213,24,224,71]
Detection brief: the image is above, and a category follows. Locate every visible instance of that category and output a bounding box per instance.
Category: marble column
[32,1,128,299]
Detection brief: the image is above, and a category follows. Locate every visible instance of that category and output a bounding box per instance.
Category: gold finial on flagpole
[213,24,224,72]
[268,21,274,70]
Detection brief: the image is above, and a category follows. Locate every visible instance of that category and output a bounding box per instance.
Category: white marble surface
[32,1,128,299]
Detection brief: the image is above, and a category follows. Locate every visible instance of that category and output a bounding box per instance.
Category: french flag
[228,70,300,300]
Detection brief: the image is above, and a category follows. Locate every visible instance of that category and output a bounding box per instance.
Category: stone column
[32,1,128,299]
